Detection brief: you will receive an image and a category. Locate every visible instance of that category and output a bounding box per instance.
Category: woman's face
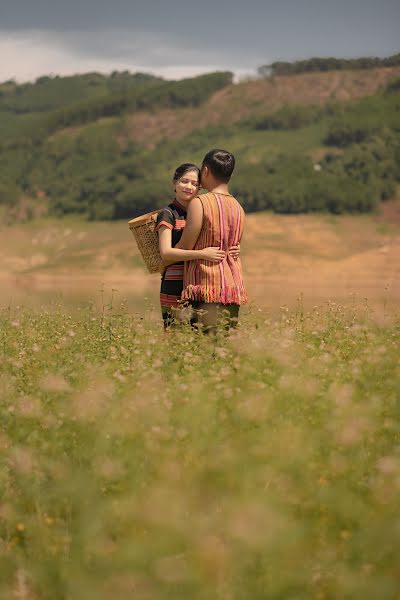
[174,170,199,203]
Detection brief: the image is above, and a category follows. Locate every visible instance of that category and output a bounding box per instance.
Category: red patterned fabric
[182,193,247,305]
[160,293,181,307]
[156,200,187,314]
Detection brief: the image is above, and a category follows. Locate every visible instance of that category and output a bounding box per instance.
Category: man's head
[200,149,235,190]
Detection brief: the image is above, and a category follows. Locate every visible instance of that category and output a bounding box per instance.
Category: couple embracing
[156,148,247,333]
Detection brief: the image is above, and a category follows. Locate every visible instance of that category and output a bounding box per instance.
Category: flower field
[0,300,399,599]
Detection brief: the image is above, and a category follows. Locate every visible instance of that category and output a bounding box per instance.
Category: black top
[155,199,188,309]
[155,199,187,271]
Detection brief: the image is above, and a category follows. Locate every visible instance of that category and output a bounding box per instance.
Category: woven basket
[128,209,162,274]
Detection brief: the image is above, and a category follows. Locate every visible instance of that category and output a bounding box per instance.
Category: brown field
[1,197,399,319]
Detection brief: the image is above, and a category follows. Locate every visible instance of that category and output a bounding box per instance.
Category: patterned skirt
[160,262,184,327]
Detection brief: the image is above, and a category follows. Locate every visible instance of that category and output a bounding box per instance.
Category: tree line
[258,52,400,77]
[0,72,163,114]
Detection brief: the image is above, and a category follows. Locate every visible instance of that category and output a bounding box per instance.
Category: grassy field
[1,206,399,316]
[0,300,399,599]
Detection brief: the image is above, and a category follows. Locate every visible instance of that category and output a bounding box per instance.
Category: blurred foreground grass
[0,301,399,599]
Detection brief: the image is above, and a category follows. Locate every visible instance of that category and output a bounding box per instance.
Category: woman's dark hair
[202,149,235,183]
[172,163,200,183]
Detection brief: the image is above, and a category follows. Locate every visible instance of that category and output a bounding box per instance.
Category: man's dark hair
[202,149,235,183]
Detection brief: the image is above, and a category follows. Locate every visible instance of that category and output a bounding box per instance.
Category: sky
[1,0,399,83]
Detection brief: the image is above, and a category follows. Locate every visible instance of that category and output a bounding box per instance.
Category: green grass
[154,122,328,179]
[0,111,43,142]
[0,301,399,599]
[225,122,329,163]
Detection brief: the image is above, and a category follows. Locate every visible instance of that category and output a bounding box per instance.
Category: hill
[120,66,400,146]
[0,59,400,222]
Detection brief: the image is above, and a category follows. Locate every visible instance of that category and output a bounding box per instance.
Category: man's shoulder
[188,195,206,209]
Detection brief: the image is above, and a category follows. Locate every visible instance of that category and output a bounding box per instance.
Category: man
[177,148,247,332]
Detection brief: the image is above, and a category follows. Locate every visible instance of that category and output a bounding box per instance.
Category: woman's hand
[201,247,226,262]
[228,244,240,260]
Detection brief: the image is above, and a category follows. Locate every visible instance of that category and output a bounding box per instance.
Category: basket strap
[165,207,175,226]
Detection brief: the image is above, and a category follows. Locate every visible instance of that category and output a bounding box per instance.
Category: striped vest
[182,192,247,305]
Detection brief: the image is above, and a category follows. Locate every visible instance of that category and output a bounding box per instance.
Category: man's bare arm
[175,197,203,250]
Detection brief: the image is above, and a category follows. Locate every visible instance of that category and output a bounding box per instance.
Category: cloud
[0,29,261,83]
[0,31,77,82]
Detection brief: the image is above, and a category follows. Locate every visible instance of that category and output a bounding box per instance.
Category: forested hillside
[0,72,163,113]
[0,60,399,222]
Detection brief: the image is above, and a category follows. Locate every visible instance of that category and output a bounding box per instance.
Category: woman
[156,163,239,328]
